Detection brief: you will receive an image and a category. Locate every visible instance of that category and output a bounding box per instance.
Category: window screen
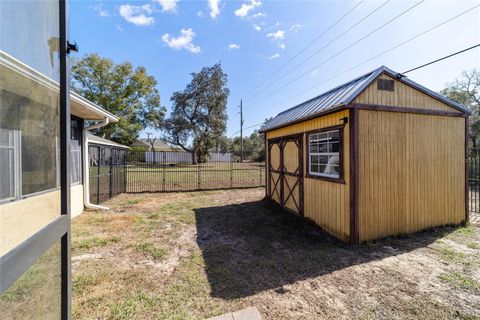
[0,128,15,201]
[70,118,82,184]
[308,129,341,178]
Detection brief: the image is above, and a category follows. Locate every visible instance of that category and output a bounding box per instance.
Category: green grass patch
[73,272,108,295]
[109,291,157,320]
[73,236,120,250]
[456,224,475,237]
[135,242,166,261]
[437,246,477,267]
[124,198,143,206]
[467,242,480,249]
[439,272,480,292]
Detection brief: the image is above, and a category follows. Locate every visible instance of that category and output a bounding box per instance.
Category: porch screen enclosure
[89,144,127,204]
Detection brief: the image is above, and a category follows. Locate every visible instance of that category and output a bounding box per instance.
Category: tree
[440,69,480,147]
[146,132,157,163]
[230,131,265,161]
[162,63,229,164]
[71,53,165,145]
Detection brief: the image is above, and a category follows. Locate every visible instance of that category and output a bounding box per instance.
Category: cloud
[290,23,302,32]
[208,0,221,18]
[91,3,109,17]
[267,30,285,40]
[116,25,124,32]
[197,11,205,17]
[119,4,154,26]
[268,53,280,59]
[154,0,178,12]
[253,24,261,31]
[161,28,201,53]
[251,12,266,18]
[279,43,286,50]
[234,0,261,18]
[228,43,240,50]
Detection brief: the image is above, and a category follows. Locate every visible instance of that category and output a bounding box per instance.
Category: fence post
[259,157,262,187]
[124,150,127,193]
[162,151,166,192]
[197,161,201,190]
[230,156,233,189]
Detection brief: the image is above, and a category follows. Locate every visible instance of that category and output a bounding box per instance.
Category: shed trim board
[352,103,468,118]
[263,67,469,243]
[349,107,359,244]
[465,116,469,223]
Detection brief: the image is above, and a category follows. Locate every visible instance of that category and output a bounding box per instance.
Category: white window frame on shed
[307,129,341,179]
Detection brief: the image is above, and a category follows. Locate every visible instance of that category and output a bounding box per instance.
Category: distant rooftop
[88,134,129,149]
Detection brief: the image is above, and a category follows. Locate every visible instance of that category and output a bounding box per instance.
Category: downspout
[83,117,110,210]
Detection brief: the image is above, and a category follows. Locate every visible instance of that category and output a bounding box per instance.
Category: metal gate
[89,144,127,204]
[268,135,303,215]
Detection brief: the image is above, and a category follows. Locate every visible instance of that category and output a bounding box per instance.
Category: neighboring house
[261,66,470,244]
[131,138,177,151]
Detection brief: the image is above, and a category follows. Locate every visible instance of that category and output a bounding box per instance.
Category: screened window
[308,129,341,179]
[0,129,16,201]
[70,118,82,184]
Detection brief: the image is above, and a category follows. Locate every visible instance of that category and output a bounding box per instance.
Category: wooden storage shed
[260,66,470,243]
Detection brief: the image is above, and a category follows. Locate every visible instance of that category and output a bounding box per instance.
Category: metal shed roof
[260,66,470,132]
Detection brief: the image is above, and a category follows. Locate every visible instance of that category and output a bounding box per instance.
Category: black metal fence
[126,150,265,193]
[88,144,127,204]
[469,147,480,214]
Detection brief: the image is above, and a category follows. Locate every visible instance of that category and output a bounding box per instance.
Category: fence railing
[469,147,480,214]
[126,150,265,193]
[88,144,127,204]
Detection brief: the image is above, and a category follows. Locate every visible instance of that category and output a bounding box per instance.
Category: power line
[229,122,265,138]
[243,0,365,100]
[246,0,392,102]
[403,43,480,74]
[244,4,480,121]
[247,0,425,108]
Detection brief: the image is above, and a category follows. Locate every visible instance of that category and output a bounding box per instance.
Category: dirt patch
[72,188,480,319]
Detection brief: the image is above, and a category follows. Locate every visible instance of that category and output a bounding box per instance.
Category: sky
[69,0,480,139]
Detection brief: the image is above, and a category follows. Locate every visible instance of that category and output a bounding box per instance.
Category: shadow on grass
[194,199,452,300]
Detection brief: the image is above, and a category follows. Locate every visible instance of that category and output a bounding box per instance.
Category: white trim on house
[0,50,119,122]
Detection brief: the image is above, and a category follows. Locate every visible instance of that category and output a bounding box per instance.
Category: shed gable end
[353,73,463,114]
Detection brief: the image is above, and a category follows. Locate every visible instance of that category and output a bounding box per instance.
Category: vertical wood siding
[266,110,350,241]
[358,110,465,241]
[355,74,463,113]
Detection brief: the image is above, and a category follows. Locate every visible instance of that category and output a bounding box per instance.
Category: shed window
[377,79,394,91]
[308,129,341,179]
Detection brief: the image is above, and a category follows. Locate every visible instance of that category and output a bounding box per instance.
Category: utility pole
[239,99,244,162]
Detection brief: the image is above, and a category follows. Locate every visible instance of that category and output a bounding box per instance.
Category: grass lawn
[72,188,480,319]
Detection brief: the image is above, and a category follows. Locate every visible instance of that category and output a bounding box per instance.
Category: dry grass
[72,188,480,319]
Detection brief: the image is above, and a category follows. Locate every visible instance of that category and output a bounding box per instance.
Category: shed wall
[354,74,463,113]
[266,110,351,241]
[358,110,466,242]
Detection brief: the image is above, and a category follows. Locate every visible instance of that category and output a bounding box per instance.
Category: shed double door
[268,135,304,215]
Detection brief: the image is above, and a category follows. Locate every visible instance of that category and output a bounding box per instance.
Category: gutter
[83,118,110,210]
